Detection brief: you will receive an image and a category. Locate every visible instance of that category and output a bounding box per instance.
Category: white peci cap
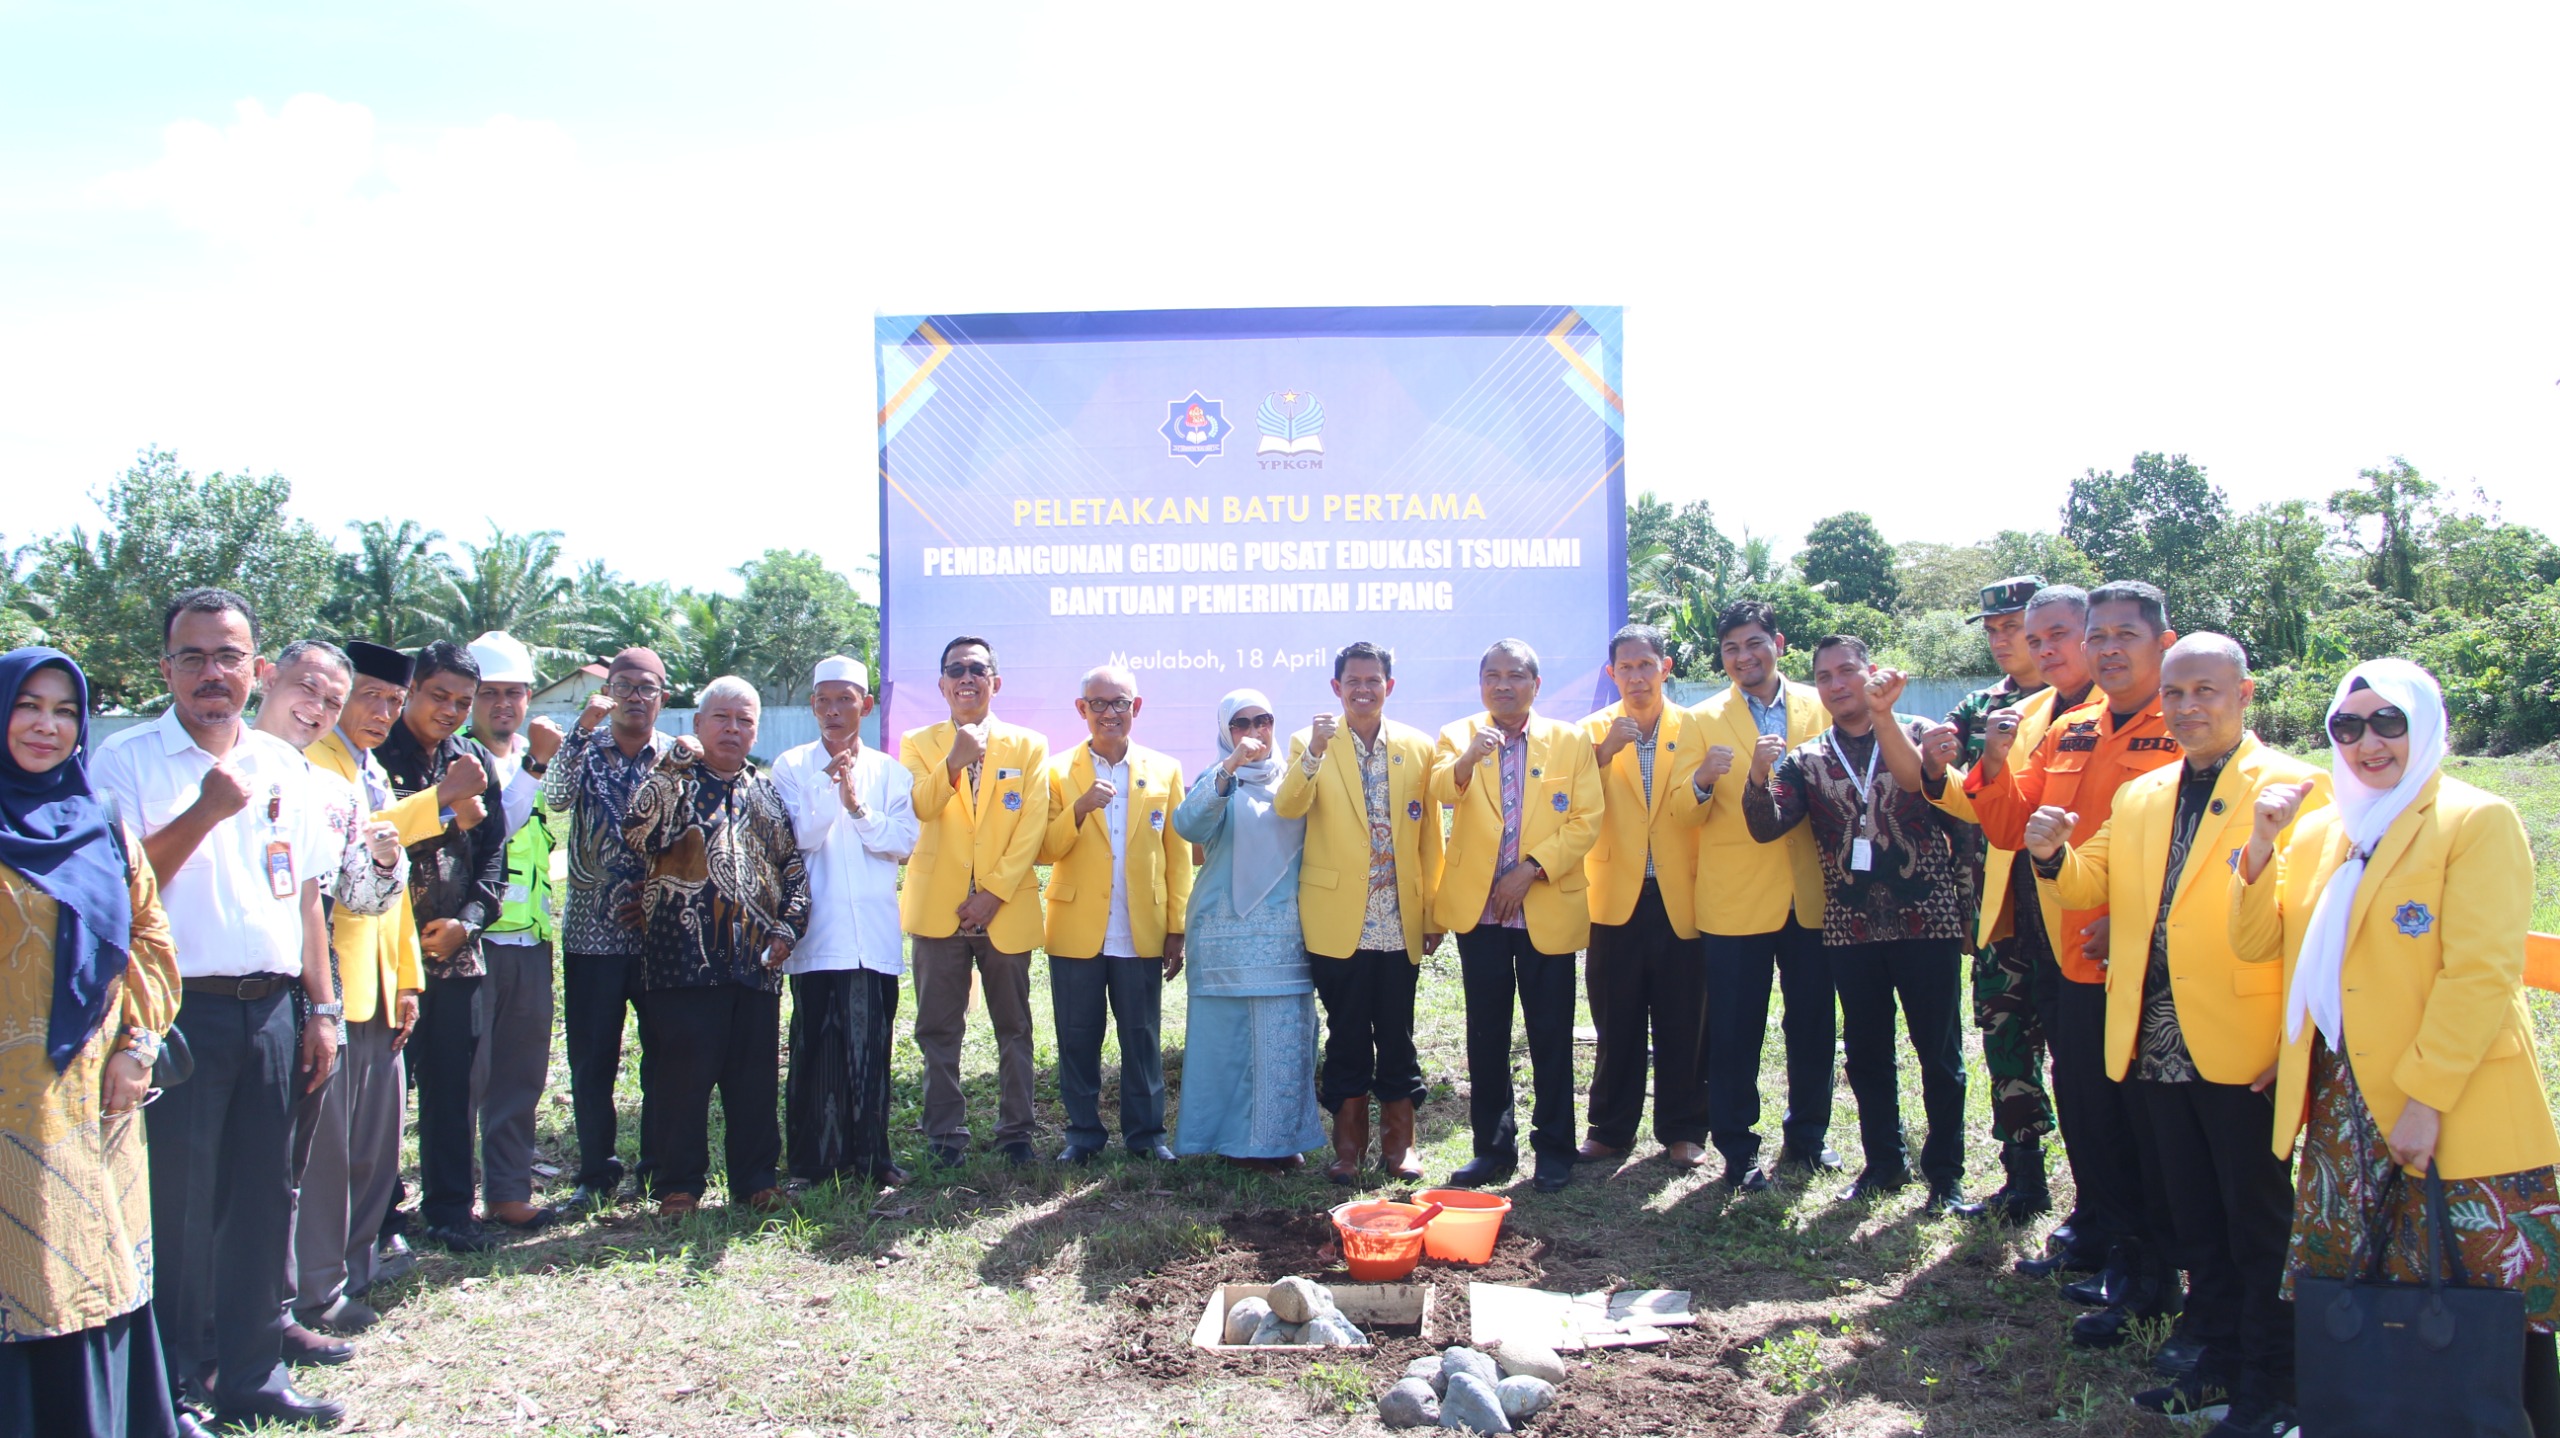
[812,655,869,690]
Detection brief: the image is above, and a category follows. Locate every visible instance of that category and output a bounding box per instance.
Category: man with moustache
[2027,635,2329,1429]
[460,632,563,1232]
[1679,600,1838,1192]
[900,637,1050,1167]
[1961,580,2186,1349]
[1038,664,1192,1165]
[1576,623,1712,1169]
[541,647,677,1209]
[92,589,345,1429]
[1432,639,1604,1194]
[1275,640,1443,1184]
[769,657,918,1186]
[374,641,508,1254]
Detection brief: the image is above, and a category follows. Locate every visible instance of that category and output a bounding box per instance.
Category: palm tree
[571,562,685,661]
[431,525,601,673]
[672,589,754,706]
[330,519,451,647]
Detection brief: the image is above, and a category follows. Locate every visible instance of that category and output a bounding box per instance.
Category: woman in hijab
[0,648,184,1437]
[1169,690,1325,1171]
[2233,658,2560,1433]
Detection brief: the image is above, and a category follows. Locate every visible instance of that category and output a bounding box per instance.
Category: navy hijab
[0,648,135,1071]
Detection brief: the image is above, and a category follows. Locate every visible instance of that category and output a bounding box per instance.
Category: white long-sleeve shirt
[769,739,919,976]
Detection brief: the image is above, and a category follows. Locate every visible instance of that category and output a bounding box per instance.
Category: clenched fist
[436,753,487,805]
[946,721,988,778]
[1978,706,2026,769]
[363,820,404,870]
[1223,734,1271,773]
[1074,779,1118,820]
[193,760,254,821]
[527,715,566,763]
[1308,712,1339,759]
[1699,743,1736,788]
[1919,723,1961,777]
[1469,724,1503,764]
[579,691,618,732]
[1596,714,1644,765]
[1748,731,1788,783]
[1864,666,1909,716]
[2252,780,2316,847]
[451,793,488,831]
[2023,804,2079,860]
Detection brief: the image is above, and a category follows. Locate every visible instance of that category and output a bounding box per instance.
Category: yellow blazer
[1674,681,1829,937]
[1036,742,1193,960]
[1429,713,1604,954]
[308,731,432,1024]
[1273,718,1442,960]
[1932,686,2066,948]
[899,717,1050,953]
[2047,735,2330,1084]
[1577,703,1708,937]
[2230,772,2560,1179]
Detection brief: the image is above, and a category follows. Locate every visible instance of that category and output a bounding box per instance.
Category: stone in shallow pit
[1440,1346,1501,1390]
[1302,1314,1366,1347]
[1438,1371,1513,1433]
[1496,1375,1557,1421]
[1403,1354,1448,1395]
[1222,1296,1273,1345]
[1267,1275,1330,1324]
[1248,1311,1300,1345]
[1378,1377,1440,1429]
[1489,1339,1568,1387]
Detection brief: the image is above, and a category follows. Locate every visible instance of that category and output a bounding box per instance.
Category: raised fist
[580,690,618,731]
[363,820,404,870]
[947,721,987,775]
[1075,779,1118,819]
[1224,734,1271,772]
[672,733,705,763]
[1597,714,1644,764]
[2253,780,2316,847]
[1749,731,1788,781]
[1469,725,1503,763]
[527,715,566,763]
[436,753,487,805]
[1864,666,1909,716]
[2024,804,2079,860]
[1919,723,1961,775]
[1979,706,2025,769]
[1700,744,1736,786]
[452,793,488,832]
[1308,712,1338,758]
[193,760,253,821]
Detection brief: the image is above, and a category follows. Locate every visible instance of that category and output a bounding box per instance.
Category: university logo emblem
[1551,791,1570,812]
[1256,390,1324,455]
[1406,799,1423,822]
[1160,392,1227,465]
[1149,808,1166,831]
[2394,901,2433,937]
[1002,790,1023,811]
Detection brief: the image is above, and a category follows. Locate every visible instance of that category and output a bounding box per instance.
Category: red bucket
[1329,1200,1429,1281]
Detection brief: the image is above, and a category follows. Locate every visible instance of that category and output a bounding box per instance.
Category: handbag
[2296,1160,2530,1437]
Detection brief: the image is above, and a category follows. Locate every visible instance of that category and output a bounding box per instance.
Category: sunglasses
[942,662,994,680]
[1227,714,1275,731]
[2327,706,2410,745]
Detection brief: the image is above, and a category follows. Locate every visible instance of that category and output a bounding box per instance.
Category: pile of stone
[1220,1276,1368,1348]
[1379,1340,1568,1432]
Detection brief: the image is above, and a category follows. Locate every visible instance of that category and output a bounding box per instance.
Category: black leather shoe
[282,1322,353,1367]
[2202,1397,2296,1438]
[2062,1267,2125,1307]
[929,1142,968,1168]
[1723,1163,1772,1193]
[216,1382,347,1429]
[174,1409,218,1438]
[566,1182,617,1212]
[1532,1155,1573,1193]
[1772,1145,1842,1176]
[998,1141,1036,1167]
[1845,1168,1912,1202]
[1135,1144,1178,1162]
[2152,1334,2206,1377]
[1058,1143,1102,1165]
[2071,1300,2176,1349]
[1446,1153,1516,1189]
[423,1220,497,1254]
[1925,1185,1987,1217]
[2133,1367,2223,1416]
[2014,1249,2106,1279]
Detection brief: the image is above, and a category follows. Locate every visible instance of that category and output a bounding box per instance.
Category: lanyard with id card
[1826,730,1882,874]
[263,783,295,899]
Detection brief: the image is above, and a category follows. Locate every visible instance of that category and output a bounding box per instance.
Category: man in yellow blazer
[1576,623,1712,1169]
[1668,600,1835,1192]
[2028,635,2330,1421]
[1274,640,1444,1184]
[1432,639,1603,1193]
[1037,664,1193,1166]
[899,636,1051,1167]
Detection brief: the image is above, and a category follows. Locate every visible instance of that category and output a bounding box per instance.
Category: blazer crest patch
[1406,799,1423,822]
[2393,901,2433,937]
[1149,808,1165,831]
[1002,790,1023,811]
[1550,790,1570,812]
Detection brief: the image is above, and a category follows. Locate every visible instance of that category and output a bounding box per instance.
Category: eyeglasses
[2327,706,2410,745]
[165,648,253,676]
[603,680,664,700]
[1227,714,1275,732]
[942,662,994,680]
[1082,697,1134,715]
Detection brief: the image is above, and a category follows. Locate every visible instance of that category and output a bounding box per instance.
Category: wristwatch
[308,1002,345,1018]
[524,758,549,777]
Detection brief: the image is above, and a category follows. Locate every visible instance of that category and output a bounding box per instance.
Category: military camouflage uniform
[1947,675,2055,1146]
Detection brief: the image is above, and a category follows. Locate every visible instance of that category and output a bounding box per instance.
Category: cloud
[91,93,380,242]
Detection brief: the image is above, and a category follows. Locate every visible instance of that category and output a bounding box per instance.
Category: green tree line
[1626,451,2560,754]
[1,449,878,712]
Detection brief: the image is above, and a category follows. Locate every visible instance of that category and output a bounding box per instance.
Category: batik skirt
[786,968,901,1183]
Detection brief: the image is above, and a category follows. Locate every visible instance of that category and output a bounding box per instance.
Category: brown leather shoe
[1378,1099,1426,1181]
[1325,1098,1371,1185]
[657,1192,700,1219]
[744,1187,790,1213]
[1576,1138,1628,1164]
[1664,1141,1708,1169]
[487,1199,559,1230]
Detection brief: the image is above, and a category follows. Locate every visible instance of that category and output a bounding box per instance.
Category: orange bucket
[1412,1188,1511,1264]
[1329,1200,1429,1281]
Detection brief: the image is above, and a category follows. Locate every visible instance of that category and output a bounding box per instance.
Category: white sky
[3,3,2555,595]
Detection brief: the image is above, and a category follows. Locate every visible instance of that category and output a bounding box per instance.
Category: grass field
[259,752,2560,1437]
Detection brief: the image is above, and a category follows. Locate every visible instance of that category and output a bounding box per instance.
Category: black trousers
[0,1301,180,1438]
[1702,918,1835,1167]
[2043,972,2146,1256]
[410,971,481,1229]
[1584,880,1709,1149]
[638,985,782,1200]
[1306,948,1426,1111]
[1456,926,1578,1163]
[1831,937,1968,1188]
[564,950,650,1188]
[2130,1078,2294,1405]
[148,988,297,1405]
[1049,954,1167,1151]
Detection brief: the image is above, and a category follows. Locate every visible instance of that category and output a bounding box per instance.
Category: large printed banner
[874,306,1627,777]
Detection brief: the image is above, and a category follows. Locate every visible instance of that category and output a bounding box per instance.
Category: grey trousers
[294,1015,405,1310]
[471,939,555,1205]
[910,933,1038,1146]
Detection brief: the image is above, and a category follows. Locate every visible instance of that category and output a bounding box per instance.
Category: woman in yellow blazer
[2232,658,2560,1430]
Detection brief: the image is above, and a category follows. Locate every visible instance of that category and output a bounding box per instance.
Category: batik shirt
[623,751,809,993]
[376,721,507,980]
[2134,752,2228,1083]
[1945,675,2046,767]
[1745,717,1972,947]
[1477,724,1529,931]
[1352,728,1405,951]
[541,722,673,956]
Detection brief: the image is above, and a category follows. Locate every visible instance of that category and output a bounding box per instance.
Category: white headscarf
[2285,658,2449,1048]
[1214,688,1302,917]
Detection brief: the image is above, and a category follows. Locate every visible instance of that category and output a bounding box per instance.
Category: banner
[874,306,1627,776]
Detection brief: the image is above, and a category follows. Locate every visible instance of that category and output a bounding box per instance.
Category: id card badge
[266,840,296,898]
[1849,837,1874,873]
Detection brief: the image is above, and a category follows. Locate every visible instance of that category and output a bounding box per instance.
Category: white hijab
[1214,688,1302,917]
[2285,658,2449,1048]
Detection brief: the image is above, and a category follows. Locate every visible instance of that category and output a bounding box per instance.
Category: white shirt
[92,710,336,979]
[1089,750,1137,958]
[770,739,919,976]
